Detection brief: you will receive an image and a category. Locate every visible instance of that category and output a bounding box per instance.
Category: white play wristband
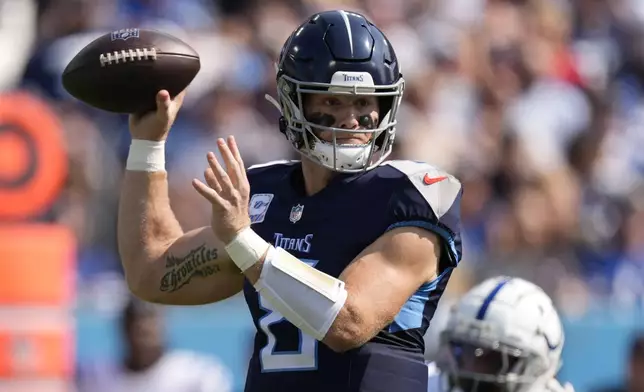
[225,227,271,272]
[126,139,166,172]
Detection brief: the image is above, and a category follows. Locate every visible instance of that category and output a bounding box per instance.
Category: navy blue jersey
[242,160,463,392]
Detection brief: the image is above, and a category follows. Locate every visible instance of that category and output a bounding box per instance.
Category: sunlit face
[302,93,380,144]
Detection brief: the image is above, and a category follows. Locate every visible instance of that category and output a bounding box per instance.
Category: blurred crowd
[4,0,644,316]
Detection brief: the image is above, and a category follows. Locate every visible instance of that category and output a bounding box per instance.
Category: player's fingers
[217,138,242,186]
[204,168,222,193]
[207,151,234,192]
[127,113,139,125]
[192,178,225,205]
[227,136,250,194]
[173,90,186,107]
[155,91,172,122]
[168,90,186,118]
[156,90,171,113]
[227,136,247,181]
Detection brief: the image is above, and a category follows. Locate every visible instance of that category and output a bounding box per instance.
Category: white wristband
[224,227,271,272]
[126,139,166,172]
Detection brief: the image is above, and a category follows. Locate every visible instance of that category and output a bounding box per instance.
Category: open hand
[192,136,251,244]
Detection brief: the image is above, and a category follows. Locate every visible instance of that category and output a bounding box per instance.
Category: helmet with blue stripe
[436,276,564,392]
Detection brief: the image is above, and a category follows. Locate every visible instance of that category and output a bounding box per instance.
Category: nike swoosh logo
[423,174,448,186]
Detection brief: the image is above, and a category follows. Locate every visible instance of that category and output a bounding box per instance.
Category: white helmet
[436,276,564,392]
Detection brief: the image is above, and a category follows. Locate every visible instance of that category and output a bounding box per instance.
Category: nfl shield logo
[111,28,140,41]
[289,204,304,223]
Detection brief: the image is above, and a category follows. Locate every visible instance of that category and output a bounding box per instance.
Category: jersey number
[257,259,318,372]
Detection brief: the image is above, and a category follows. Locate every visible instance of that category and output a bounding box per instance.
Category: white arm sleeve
[254,246,347,340]
[225,227,348,340]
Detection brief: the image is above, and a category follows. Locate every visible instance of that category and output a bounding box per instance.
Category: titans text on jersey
[241,159,463,392]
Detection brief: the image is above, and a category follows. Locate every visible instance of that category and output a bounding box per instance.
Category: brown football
[62,28,200,113]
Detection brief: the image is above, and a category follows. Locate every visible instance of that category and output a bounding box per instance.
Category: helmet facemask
[267,71,404,173]
[437,334,551,392]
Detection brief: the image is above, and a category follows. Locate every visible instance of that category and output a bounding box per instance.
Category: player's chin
[316,132,372,145]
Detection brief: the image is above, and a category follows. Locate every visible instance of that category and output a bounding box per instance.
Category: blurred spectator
[76,298,233,392]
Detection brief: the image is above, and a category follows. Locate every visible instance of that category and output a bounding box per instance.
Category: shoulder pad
[246,160,300,183]
[247,159,300,173]
[384,160,461,219]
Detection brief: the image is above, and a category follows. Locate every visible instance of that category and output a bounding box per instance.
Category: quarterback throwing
[118,10,462,392]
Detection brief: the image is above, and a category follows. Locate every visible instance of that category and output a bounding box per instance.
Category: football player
[76,298,232,392]
[427,276,574,392]
[118,10,462,392]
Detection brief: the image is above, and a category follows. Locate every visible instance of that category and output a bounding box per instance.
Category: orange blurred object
[0,92,67,220]
[0,225,75,305]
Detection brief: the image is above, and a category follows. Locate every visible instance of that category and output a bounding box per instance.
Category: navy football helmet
[266,10,404,172]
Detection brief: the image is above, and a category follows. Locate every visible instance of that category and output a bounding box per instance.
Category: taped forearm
[225,227,347,339]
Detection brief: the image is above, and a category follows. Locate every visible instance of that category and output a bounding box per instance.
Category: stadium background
[2,0,644,391]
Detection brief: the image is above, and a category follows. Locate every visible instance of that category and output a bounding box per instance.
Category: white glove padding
[525,377,574,392]
[544,379,575,392]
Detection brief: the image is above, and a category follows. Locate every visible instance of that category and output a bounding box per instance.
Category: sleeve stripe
[386,220,460,265]
[419,266,453,292]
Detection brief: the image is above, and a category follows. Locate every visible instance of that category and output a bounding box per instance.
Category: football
[62,28,200,113]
